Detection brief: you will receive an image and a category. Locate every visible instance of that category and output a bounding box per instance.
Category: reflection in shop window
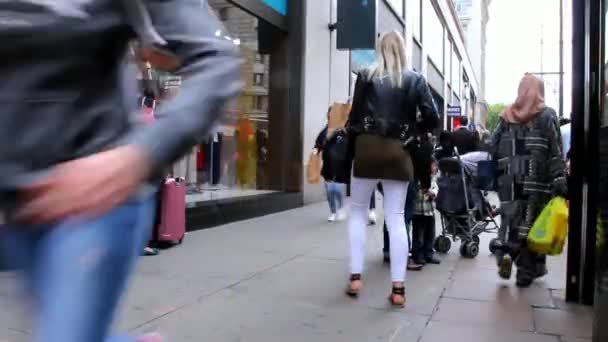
[253,73,264,86]
[133,0,278,201]
[253,96,267,111]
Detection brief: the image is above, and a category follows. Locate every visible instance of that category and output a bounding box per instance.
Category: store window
[423,0,444,72]
[412,0,422,40]
[452,48,461,98]
[134,0,278,202]
[387,0,404,18]
[446,40,452,85]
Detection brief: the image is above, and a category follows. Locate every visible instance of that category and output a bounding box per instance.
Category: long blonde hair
[369,31,408,88]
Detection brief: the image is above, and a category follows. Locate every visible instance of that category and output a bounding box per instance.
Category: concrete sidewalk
[0,202,593,342]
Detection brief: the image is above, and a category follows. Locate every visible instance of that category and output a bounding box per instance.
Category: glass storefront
[411,0,422,41]
[135,0,282,203]
[452,48,461,98]
[423,0,444,72]
[191,0,276,202]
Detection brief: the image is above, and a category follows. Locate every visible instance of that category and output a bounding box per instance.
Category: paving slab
[133,288,429,342]
[0,328,28,342]
[533,308,592,339]
[444,277,555,308]
[432,297,535,331]
[420,321,559,342]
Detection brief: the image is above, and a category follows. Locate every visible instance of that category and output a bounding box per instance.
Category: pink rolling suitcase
[156,177,186,244]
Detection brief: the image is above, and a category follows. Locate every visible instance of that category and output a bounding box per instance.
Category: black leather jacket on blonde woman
[347,70,440,183]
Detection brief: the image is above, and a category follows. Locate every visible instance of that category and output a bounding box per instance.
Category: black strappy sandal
[345,274,362,298]
[388,286,406,308]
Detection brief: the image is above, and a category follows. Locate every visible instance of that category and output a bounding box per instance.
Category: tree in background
[487,103,507,132]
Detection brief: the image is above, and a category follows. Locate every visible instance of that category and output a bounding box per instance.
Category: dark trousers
[411,215,436,260]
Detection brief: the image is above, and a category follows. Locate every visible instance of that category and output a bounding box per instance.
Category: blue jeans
[325,182,344,214]
[0,194,155,342]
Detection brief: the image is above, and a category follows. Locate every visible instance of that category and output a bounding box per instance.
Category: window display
[132,0,278,203]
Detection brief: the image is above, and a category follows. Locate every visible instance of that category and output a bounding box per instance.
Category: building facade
[454,0,492,126]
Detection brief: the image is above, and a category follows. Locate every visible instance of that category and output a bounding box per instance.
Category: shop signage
[261,0,287,15]
[336,0,377,50]
[447,105,462,117]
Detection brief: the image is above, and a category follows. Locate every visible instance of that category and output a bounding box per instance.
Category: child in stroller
[434,150,499,258]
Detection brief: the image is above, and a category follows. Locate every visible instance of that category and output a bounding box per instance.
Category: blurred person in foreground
[344,31,438,307]
[0,1,241,341]
[491,74,566,287]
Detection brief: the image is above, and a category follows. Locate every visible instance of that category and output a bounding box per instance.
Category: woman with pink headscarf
[491,74,567,287]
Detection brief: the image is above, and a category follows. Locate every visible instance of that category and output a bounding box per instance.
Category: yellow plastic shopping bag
[528,197,569,255]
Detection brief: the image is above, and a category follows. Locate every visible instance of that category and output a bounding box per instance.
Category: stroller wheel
[460,241,480,259]
[489,238,500,255]
[434,236,452,254]
[472,235,480,245]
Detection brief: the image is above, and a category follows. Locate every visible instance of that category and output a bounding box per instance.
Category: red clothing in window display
[197,146,205,170]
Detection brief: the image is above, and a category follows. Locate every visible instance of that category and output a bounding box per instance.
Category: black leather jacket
[347,70,439,184]
[348,70,439,138]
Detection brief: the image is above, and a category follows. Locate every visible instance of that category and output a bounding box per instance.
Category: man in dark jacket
[451,116,480,155]
[0,1,241,341]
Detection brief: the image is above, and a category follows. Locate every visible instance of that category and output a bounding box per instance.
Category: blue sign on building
[262,0,287,15]
[447,105,462,117]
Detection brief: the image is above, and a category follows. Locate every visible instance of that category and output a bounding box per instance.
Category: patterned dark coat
[491,107,567,280]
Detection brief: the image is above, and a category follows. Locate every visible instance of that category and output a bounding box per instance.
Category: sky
[486,0,572,117]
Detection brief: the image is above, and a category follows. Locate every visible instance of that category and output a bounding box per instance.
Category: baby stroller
[434,149,499,258]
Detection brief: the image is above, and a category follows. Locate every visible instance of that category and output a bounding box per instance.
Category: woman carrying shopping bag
[314,106,352,222]
[491,74,567,287]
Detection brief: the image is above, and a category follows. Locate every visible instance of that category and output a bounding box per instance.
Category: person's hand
[16,146,151,224]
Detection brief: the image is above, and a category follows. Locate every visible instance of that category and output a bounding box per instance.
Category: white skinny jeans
[348,177,409,282]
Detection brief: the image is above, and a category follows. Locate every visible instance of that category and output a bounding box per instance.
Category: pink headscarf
[502,73,546,124]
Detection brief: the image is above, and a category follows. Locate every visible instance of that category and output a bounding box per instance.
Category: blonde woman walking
[344,31,439,307]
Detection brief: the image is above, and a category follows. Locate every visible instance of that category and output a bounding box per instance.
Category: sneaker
[368,210,377,225]
[498,255,513,280]
[407,258,424,271]
[328,214,337,222]
[337,210,347,221]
